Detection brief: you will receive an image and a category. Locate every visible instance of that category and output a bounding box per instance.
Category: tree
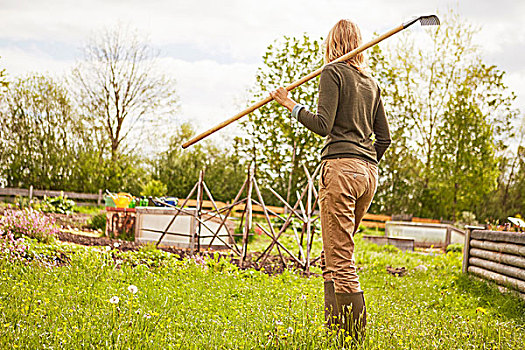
[153,123,247,202]
[0,74,88,190]
[368,10,517,220]
[430,86,499,221]
[240,35,324,204]
[71,26,178,162]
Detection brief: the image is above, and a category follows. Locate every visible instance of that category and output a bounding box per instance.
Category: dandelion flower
[109,296,120,304]
[128,285,138,294]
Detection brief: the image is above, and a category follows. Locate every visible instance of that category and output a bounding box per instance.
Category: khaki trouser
[319,158,378,293]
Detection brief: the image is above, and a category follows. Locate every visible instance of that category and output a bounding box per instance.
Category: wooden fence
[463,229,525,300]
[0,187,103,206]
[1,186,441,227]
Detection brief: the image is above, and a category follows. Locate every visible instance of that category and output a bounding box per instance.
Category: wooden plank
[233,203,285,214]
[471,230,525,245]
[469,257,525,281]
[360,221,386,229]
[0,188,30,196]
[411,217,441,224]
[181,198,227,210]
[470,248,525,269]
[363,213,391,222]
[470,239,525,257]
[32,189,99,200]
[0,187,101,201]
[468,265,525,293]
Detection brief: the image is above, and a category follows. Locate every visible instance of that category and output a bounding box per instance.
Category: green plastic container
[104,196,116,208]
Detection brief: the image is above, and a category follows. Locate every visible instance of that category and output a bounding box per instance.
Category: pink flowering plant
[0,207,58,243]
[0,231,28,260]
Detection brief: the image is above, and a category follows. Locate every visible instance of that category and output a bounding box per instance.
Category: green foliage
[39,194,75,214]
[88,212,106,231]
[114,244,171,268]
[240,34,324,205]
[140,179,167,197]
[0,74,85,190]
[446,243,463,253]
[368,10,516,221]
[154,123,246,202]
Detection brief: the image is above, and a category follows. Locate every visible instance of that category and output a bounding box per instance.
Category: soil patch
[56,230,315,276]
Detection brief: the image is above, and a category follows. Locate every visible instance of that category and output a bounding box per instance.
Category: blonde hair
[324,19,366,71]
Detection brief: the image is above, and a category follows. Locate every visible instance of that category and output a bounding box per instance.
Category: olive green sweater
[296,62,391,164]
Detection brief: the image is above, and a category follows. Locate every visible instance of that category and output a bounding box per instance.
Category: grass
[0,236,524,349]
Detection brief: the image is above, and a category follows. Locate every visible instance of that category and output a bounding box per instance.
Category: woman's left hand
[270,87,295,112]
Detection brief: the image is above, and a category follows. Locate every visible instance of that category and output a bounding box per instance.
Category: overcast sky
[1,0,524,145]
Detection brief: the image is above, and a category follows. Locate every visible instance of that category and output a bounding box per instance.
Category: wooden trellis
[155,163,322,273]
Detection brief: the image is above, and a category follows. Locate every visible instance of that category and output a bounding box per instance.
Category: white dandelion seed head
[109,296,120,304]
[287,327,294,334]
[275,320,283,326]
[114,242,120,248]
[128,285,138,294]
[144,313,151,319]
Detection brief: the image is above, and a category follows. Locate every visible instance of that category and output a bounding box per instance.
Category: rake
[182,15,440,149]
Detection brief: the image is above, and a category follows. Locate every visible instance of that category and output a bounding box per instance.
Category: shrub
[140,179,167,197]
[446,243,463,253]
[88,212,106,231]
[0,207,58,243]
[39,194,75,214]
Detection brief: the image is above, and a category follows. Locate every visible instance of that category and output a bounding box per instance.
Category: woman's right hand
[270,87,296,112]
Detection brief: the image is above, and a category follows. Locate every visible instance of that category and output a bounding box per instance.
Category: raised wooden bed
[463,229,525,300]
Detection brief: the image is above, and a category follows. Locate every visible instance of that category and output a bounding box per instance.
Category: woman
[270,19,391,339]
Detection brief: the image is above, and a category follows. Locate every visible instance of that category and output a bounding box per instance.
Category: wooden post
[190,170,204,254]
[240,167,254,268]
[305,169,313,276]
[97,189,103,206]
[29,185,33,201]
[445,226,452,247]
[196,169,205,253]
[462,228,472,273]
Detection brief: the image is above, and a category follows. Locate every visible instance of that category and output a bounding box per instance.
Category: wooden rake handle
[181,24,404,149]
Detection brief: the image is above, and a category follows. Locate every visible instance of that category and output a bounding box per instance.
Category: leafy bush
[115,243,171,267]
[39,194,75,214]
[0,207,58,243]
[88,212,106,231]
[140,179,167,197]
[446,243,463,253]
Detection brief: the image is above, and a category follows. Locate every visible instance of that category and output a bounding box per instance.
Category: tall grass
[0,238,523,349]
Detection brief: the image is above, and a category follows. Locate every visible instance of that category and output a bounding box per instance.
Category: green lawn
[1,236,524,349]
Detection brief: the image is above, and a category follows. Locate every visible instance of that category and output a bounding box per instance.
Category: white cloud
[1,0,524,145]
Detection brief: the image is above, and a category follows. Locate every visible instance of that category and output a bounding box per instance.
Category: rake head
[403,15,440,29]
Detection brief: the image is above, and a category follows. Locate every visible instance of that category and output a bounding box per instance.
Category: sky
[1,0,524,146]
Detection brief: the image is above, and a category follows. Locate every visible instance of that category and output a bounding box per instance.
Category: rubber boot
[324,281,337,328]
[335,291,367,342]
